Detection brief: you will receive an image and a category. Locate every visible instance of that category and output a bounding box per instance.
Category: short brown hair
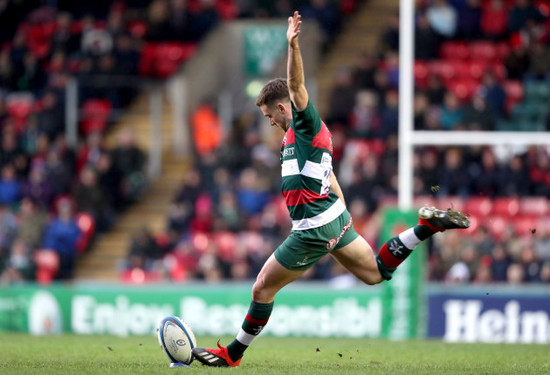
[255,78,289,107]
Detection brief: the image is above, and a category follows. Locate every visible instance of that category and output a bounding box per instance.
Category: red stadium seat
[520,196,548,216]
[485,215,509,240]
[440,41,470,60]
[495,42,511,60]
[6,93,34,133]
[492,197,520,217]
[81,98,112,134]
[514,215,538,237]
[75,212,95,253]
[464,196,493,217]
[34,249,60,285]
[469,41,497,62]
[503,80,524,113]
[414,60,430,89]
[447,78,479,101]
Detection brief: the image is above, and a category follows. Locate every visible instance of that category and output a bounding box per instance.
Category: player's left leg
[192,254,307,367]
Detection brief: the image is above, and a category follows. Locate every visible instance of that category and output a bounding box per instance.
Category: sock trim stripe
[245,313,269,325]
[236,328,256,346]
[398,228,421,250]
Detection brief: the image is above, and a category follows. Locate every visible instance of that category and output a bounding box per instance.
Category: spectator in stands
[481,0,509,40]
[0,130,23,167]
[507,263,524,284]
[51,12,80,55]
[15,51,45,92]
[73,166,113,232]
[438,147,470,196]
[0,238,35,283]
[37,91,64,140]
[42,197,82,279]
[479,71,507,118]
[540,261,550,283]
[299,0,340,52]
[500,154,530,196]
[417,148,441,196]
[508,0,545,34]
[413,91,430,129]
[236,167,270,217]
[415,12,440,60]
[462,91,496,130]
[21,165,54,209]
[425,74,446,106]
[458,0,482,40]
[527,40,550,80]
[44,148,72,197]
[0,204,17,255]
[470,148,502,197]
[0,164,21,205]
[352,53,377,91]
[379,90,399,138]
[168,0,190,39]
[110,127,147,204]
[96,151,124,209]
[17,197,48,249]
[126,226,163,270]
[440,92,464,130]
[76,131,106,172]
[0,49,16,91]
[186,0,220,42]
[520,244,541,282]
[327,67,356,125]
[349,90,381,138]
[426,0,457,38]
[380,12,399,53]
[191,99,223,156]
[491,244,512,281]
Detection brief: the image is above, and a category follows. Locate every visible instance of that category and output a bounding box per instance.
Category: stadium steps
[316,0,399,118]
[76,95,190,282]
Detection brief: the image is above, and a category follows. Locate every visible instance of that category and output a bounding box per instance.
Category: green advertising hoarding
[0,209,423,339]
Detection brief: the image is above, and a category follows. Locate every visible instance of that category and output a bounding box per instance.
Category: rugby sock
[226,300,274,361]
[376,224,436,280]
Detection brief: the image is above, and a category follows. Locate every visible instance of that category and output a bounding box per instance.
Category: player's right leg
[192,254,306,367]
[332,206,470,283]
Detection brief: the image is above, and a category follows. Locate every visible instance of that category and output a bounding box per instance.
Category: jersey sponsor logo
[282,147,295,157]
[326,217,353,250]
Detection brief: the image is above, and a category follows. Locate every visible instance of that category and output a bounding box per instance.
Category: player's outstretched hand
[287,11,302,47]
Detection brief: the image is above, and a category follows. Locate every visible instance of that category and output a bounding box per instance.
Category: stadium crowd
[2,0,550,286]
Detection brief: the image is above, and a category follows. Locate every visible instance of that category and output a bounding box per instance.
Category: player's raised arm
[287,11,309,111]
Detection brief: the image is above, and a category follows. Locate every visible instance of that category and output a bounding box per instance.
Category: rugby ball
[157,316,197,365]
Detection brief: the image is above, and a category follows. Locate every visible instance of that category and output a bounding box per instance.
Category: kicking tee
[280,100,345,230]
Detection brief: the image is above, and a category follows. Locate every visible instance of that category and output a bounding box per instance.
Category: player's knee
[251,277,272,303]
[360,271,384,286]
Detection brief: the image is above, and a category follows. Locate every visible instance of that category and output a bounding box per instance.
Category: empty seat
[464,196,493,217]
[520,196,548,216]
[469,41,497,62]
[492,197,520,217]
[440,41,470,60]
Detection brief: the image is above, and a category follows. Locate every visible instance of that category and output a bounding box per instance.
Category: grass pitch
[1,334,549,375]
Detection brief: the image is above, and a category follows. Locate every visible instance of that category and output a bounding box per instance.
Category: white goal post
[397,0,550,211]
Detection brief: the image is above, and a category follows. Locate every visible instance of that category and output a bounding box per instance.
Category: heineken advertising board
[0,209,423,338]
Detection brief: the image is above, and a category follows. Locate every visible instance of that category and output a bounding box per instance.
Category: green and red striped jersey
[280,101,345,230]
